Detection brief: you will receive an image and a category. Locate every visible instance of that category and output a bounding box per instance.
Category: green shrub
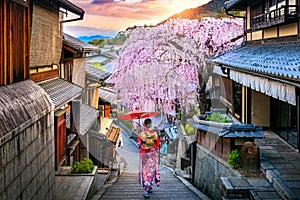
[185,123,194,135]
[227,149,241,169]
[71,158,94,174]
[205,112,230,123]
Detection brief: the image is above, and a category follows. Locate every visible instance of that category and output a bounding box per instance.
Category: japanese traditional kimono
[136,128,160,191]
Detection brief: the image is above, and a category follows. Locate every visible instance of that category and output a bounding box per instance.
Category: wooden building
[212,0,300,151]
[98,87,118,118]
[0,0,83,199]
[85,63,111,109]
[61,33,100,87]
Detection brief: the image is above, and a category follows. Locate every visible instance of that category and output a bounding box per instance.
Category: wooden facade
[0,0,30,86]
[214,0,300,150]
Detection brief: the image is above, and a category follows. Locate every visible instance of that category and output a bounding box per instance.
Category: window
[271,98,298,149]
[233,82,242,121]
[251,0,298,30]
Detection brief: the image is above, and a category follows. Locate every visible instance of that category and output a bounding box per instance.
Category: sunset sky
[64,0,210,37]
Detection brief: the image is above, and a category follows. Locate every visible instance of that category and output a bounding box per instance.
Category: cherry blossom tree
[112,17,243,114]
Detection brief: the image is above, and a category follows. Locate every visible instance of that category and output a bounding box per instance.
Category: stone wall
[0,80,55,199]
[194,144,241,200]
[30,1,62,67]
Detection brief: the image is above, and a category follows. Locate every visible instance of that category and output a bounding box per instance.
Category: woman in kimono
[136,118,160,198]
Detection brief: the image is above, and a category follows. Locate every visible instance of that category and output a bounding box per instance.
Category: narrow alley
[92,128,210,200]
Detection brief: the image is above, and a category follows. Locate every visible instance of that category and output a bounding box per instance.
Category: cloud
[91,0,114,4]
[80,0,172,20]
[66,0,210,35]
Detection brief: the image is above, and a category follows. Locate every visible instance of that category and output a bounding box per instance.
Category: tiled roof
[79,103,99,135]
[187,118,264,138]
[87,55,110,64]
[99,88,117,105]
[66,103,99,135]
[106,125,121,144]
[224,0,245,10]
[86,64,111,82]
[0,80,53,138]
[38,78,83,108]
[212,43,300,81]
[63,33,100,52]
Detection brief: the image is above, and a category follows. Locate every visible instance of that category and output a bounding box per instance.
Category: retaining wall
[194,144,240,200]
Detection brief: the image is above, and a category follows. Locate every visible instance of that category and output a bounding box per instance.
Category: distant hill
[158,0,227,25]
[78,35,111,42]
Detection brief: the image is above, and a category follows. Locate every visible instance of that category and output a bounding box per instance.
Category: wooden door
[54,111,66,170]
[0,0,30,86]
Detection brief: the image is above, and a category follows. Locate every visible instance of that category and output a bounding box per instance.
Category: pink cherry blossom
[112,17,243,113]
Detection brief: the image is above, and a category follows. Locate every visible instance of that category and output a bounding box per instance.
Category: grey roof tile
[99,88,117,105]
[79,103,99,135]
[0,80,53,138]
[38,78,83,108]
[63,33,100,52]
[213,42,300,80]
[86,64,111,82]
[66,103,99,135]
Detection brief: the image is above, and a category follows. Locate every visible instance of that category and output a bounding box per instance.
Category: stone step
[220,177,283,200]
[250,190,282,200]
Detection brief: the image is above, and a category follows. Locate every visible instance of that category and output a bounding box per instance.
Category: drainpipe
[55,0,85,23]
[59,9,84,23]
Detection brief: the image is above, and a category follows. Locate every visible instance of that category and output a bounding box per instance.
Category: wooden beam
[30,69,59,82]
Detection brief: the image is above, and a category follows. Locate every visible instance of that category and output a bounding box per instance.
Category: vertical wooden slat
[26,0,30,80]
[8,2,13,84]
[0,0,30,85]
[3,0,8,85]
[0,0,3,85]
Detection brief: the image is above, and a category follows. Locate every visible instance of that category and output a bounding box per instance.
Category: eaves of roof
[212,42,300,82]
[37,78,83,109]
[63,33,100,53]
[0,80,53,138]
[224,0,246,10]
[66,103,99,135]
[55,0,84,16]
[86,64,111,82]
[99,88,118,105]
[187,118,264,138]
[79,103,99,135]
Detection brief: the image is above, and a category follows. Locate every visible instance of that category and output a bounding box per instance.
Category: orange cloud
[71,0,209,20]
[66,0,210,35]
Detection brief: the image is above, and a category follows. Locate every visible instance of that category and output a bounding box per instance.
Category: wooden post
[71,100,80,134]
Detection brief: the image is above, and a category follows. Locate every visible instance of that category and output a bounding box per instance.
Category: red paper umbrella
[117,109,159,121]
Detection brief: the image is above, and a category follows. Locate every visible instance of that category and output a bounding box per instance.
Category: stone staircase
[221,176,282,200]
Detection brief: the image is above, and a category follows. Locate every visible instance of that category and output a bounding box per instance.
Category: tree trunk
[197,82,211,115]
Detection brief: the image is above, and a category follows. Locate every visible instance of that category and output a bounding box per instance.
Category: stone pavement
[256,131,300,200]
[91,127,210,200]
[222,131,300,200]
